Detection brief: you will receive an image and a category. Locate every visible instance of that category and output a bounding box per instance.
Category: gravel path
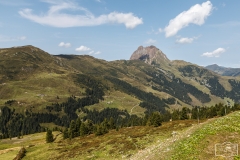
[129,118,216,160]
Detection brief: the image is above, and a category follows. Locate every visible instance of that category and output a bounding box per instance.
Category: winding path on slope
[130,104,139,115]
[129,118,216,160]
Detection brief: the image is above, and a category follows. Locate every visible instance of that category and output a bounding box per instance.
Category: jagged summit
[130,45,170,66]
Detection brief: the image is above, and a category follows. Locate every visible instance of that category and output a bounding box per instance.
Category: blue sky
[1,0,240,67]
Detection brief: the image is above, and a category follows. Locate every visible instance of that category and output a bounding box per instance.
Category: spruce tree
[63,128,69,139]
[75,118,81,137]
[94,124,103,136]
[152,112,162,127]
[69,120,76,139]
[46,130,54,143]
[80,122,88,136]
[108,117,115,129]
[180,107,188,120]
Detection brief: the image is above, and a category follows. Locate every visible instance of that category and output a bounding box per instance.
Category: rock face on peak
[130,45,170,66]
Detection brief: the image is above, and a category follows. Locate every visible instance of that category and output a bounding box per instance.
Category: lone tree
[46,130,54,143]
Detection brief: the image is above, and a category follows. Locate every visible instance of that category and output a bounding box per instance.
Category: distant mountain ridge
[205,64,240,77]
[1,45,240,113]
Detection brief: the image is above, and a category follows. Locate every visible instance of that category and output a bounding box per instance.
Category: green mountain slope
[0,45,240,138]
[1,45,240,113]
[1,45,240,159]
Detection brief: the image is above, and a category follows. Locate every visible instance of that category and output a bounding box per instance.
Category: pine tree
[46,130,54,143]
[80,122,88,136]
[75,118,81,137]
[63,128,69,139]
[94,124,103,136]
[153,112,162,127]
[108,117,115,129]
[172,110,180,120]
[148,112,162,127]
[180,107,188,120]
[85,120,94,135]
[69,120,76,139]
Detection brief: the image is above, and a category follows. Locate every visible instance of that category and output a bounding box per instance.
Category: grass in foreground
[2,111,240,160]
[170,111,240,160]
[0,120,199,160]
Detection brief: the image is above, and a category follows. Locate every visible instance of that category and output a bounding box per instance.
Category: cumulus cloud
[202,48,226,57]
[59,42,71,48]
[76,45,91,52]
[145,39,156,44]
[164,1,213,37]
[18,1,143,29]
[176,36,198,44]
[75,45,101,55]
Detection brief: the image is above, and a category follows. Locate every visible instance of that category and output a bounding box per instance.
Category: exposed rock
[130,45,170,66]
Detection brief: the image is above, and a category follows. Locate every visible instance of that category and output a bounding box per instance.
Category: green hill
[1,111,240,159]
[0,45,240,141]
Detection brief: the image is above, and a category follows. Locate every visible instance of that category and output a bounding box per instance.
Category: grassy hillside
[1,45,240,113]
[1,111,240,159]
[1,45,240,159]
[0,119,201,160]
[1,45,240,142]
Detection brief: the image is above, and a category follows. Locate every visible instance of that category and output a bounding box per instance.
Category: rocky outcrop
[130,46,170,66]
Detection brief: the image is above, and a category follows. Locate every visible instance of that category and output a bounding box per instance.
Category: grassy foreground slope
[1,111,240,159]
[170,111,240,160]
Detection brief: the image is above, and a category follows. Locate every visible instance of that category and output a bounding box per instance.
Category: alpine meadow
[1,0,240,159]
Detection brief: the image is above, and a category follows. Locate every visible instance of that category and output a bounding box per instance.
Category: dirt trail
[130,104,139,114]
[0,147,21,155]
[129,118,216,160]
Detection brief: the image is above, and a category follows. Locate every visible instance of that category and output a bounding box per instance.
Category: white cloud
[19,36,27,40]
[76,45,91,52]
[145,39,156,44]
[176,36,198,44]
[0,35,26,42]
[19,1,143,29]
[88,50,101,55]
[164,1,213,37]
[147,27,163,35]
[58,42,71,48]
[75,45,101,55]
[89,50,94,55]
[202,48,226,57]
[94,51,101,55]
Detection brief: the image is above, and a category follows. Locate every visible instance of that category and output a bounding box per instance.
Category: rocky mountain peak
[130,45,170,66]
